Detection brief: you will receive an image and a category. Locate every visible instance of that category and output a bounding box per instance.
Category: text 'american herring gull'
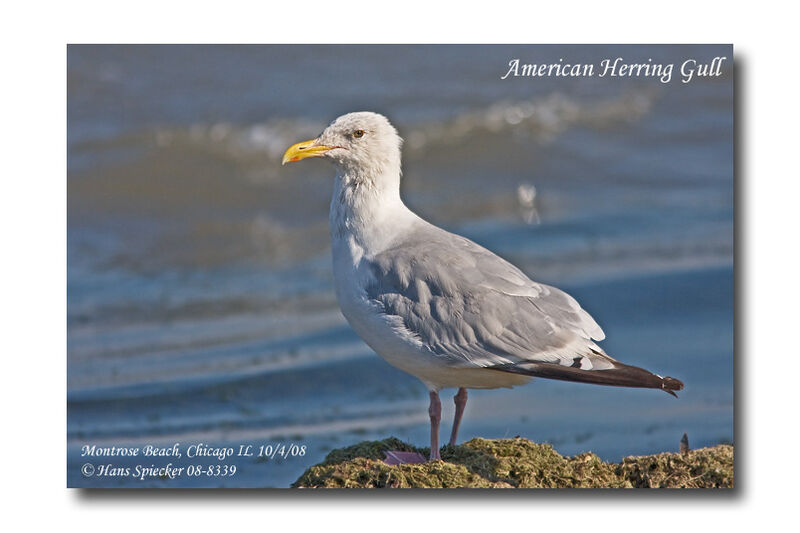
[282,112,683,462]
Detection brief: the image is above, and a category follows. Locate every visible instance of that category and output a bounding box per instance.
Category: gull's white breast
[331,233,439,377]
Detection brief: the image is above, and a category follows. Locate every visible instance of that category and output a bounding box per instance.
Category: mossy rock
[292,437,733,489]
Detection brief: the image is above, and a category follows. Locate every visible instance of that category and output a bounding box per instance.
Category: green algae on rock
[292,437,733,488]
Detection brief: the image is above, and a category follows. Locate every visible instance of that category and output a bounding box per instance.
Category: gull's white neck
[329,165,416,255]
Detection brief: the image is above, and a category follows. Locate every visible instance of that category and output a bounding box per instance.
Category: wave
[70,89,659,178]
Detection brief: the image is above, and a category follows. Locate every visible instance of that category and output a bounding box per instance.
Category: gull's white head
[282,112,403,178]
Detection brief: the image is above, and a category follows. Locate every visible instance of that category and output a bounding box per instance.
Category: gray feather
[364,221,613,371]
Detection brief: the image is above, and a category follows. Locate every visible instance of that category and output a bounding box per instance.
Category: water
[67,44,733,487]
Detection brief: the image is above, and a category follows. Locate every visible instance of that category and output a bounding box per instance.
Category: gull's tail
[490,360,684,397]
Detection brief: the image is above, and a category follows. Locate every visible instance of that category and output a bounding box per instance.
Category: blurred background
[67,44,733,487]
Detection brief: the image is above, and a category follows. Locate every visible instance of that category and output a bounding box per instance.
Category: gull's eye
[352,129,365,138]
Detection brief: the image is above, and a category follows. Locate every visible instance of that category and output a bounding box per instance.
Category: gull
[282,112,683,462]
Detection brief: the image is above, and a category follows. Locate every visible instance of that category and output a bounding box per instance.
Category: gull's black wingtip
[662,376,684,398]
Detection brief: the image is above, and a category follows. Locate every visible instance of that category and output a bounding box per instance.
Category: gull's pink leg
[449,387,468,446]
[429,390,442,460]
[382,390,444,465]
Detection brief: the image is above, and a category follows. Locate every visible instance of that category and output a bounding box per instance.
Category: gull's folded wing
[365,221,682,395]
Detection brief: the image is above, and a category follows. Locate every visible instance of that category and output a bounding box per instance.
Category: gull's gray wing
[365,222,683,394]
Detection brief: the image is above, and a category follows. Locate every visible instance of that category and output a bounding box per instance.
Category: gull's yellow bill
[281,139,334,165]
